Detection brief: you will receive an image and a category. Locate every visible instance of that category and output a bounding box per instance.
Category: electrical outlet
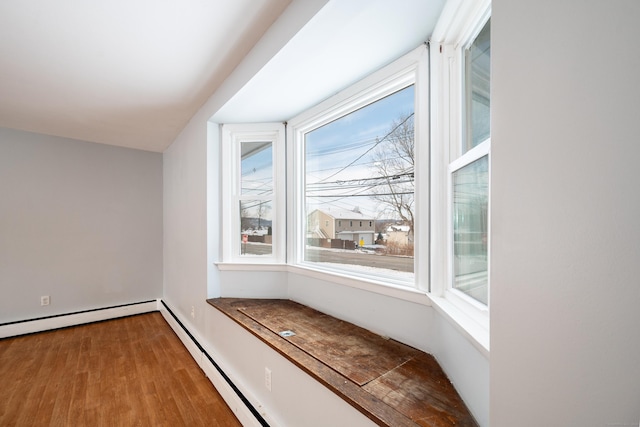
[40,296,50,306]
[190,306,195,319]
[264,367,272,391]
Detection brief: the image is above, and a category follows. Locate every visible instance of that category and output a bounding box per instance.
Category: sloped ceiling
[0,0,446,153]
[0,0,291,152]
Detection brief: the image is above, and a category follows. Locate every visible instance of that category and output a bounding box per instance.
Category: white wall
[162,121,209,331]
[0,128,162,323]
[286,272,489,426]
[205,306,378,427]
[491,1,640,426]
[163,112,276,332]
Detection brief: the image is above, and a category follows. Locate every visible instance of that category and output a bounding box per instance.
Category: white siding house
[308,207,376,246]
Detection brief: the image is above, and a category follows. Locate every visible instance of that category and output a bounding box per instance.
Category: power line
[306,173,414,196]
[306,154,412,175]
[305,130,415,158]
[313,112,415,184]
[310,191,414,198]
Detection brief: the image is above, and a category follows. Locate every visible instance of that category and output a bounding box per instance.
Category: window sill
[215,261,430,305]
[427,293,490,358]
[214,262,490,358]
[288,264,431,306]
[215,262,288,271]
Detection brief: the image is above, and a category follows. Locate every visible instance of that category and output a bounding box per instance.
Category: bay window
[217,3,491,347]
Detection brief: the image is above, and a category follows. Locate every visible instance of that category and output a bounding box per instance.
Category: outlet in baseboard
[40,296,50,306]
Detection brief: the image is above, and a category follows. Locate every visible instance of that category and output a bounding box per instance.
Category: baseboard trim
[0,300,158,339]
[158,300,269,427]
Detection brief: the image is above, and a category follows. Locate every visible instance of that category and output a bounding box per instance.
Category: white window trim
[429,0,491,351]
[286,45,430,292]
[220,123,286,264]
[215,4,492,353]
[447,142,490,318]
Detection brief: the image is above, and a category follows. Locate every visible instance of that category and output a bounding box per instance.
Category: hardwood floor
[0,312,242,427]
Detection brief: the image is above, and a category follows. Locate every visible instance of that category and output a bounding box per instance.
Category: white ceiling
[0,0,446,153]
[0,0,291,152]
[214,0,446,125]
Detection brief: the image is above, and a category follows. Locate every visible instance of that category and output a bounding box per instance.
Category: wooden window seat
[207,298,478,427]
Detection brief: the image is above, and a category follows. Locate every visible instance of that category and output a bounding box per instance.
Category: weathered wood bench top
[207,298,478,427]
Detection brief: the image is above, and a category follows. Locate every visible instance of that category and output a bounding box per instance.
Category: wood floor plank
[0,312,241,427]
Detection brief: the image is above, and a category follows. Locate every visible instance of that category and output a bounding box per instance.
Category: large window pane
[241,141,272,195]
[239,141,273,256]
[304,86,415,279]
[464,19,491,153]
[240,200,273,256]
[452,155,488,304]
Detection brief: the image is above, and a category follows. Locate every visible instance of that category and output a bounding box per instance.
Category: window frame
[220,123,286,264]
[287,45,430,291]
[215,7,491,350]
[429,0,491,347]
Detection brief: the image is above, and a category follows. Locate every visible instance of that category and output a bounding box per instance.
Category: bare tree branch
[370,114,415,235]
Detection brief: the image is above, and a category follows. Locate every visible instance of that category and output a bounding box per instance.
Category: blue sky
[305,85,415,218]
[241,143,272,196]
[239,84,415,220]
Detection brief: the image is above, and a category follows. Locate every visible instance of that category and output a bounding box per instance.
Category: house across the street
[307,207,376,246]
